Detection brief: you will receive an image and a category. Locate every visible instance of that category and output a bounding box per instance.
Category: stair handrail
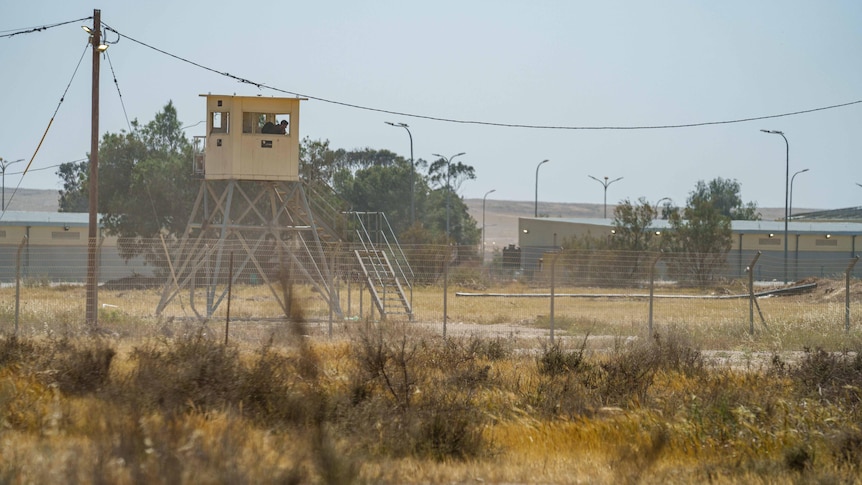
[351,213,388,287]
[348,211,414,291]
[302,180,351,240]
[373,212,414,288]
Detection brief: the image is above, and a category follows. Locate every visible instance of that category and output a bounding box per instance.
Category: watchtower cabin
[158,94,413,321]
[194,94,301,181]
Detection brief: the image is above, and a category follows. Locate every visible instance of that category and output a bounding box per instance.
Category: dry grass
[2,281,862,483]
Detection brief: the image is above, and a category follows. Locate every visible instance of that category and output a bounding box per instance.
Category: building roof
[528,217,862,236]
[0,211,93,227]
[790,206,862,222]
[731,220,862,235]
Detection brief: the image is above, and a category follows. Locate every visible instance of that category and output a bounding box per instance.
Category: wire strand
[0,17,92,38]
[106,50,133,132]
[109,24,862,131]
[2,41,90,219]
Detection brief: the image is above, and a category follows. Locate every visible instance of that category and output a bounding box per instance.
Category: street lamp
[0,158,24,211]
[588,175,623,219]
[431,152,466,240]
[789,168,809,219]
[761,129,790,284]
[482,189,496,263]
[385,121,415,224]
[534,159,549,217]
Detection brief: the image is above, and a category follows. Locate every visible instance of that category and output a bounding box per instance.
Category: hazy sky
[2,1,861,213]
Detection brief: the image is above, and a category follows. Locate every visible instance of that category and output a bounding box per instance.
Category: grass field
[2,280,862,483]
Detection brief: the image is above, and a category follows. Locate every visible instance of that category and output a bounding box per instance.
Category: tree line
[57,102,481,262]
[562,177,760,285]
[58,102,760,286]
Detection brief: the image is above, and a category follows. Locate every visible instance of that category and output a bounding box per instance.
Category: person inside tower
[261,119,288,134]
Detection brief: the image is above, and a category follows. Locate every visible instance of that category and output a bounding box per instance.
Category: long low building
[0,211,151,283]
[518,213,862,281]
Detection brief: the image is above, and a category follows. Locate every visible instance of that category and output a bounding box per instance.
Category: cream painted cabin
[197,94,304,181]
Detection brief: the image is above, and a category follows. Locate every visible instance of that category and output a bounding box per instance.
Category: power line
[8,17,862,132]
[108,23,862,131]
[106,50,133,132]
[2,41,89,218]
[0,17,92,38]
[4,158,89,176]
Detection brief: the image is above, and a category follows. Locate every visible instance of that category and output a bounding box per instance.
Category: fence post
[225,251,233,346]
[329,245,336,339]
[746,251,762,335]
[846,256,860,334]
[443,245,450,338]
[359,283,364,320]
[549,251,562,344]
[15,236,27,336]
[648,252,662,339]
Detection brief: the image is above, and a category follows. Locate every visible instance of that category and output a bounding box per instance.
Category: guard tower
[156,94,344,319]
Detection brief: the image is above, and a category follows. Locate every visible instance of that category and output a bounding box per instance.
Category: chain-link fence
[2,239,860,338]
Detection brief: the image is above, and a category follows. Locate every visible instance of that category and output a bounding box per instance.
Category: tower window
[210,111,229,134]
[243,112,290,135]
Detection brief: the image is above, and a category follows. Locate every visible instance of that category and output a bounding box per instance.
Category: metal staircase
[350,212,413,320]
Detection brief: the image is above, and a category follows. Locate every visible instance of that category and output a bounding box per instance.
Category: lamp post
[761,129,790,284]
[385,122,415,224]
[789,168,809,219]
[588,175,623,219]
[432,152,466,240]
[0,158,24,211]
[534,159,549,217]
[482,189,496,263]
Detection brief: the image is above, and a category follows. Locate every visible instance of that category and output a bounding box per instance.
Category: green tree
[335,159,416,235]
[56,102,197,263]
[691,178,760,220]
[57,160,89,212]
[299,137,348,185]
[604,197,659,284]
[663,188,733,286]
[426,157,479,246]
[427,158,476,195]
[610,197,658,251]
[298,139,479,247]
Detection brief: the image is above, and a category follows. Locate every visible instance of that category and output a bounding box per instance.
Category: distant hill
[3,188,60,212]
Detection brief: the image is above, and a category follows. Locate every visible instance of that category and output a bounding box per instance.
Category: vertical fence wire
[1,240,860,339]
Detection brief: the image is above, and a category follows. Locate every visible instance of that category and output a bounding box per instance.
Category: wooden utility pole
[86,9,101,326]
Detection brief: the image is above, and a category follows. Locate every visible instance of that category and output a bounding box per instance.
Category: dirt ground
[795,276,862,302]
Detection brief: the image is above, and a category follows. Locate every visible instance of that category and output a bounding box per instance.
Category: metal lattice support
[156,179,343,319]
